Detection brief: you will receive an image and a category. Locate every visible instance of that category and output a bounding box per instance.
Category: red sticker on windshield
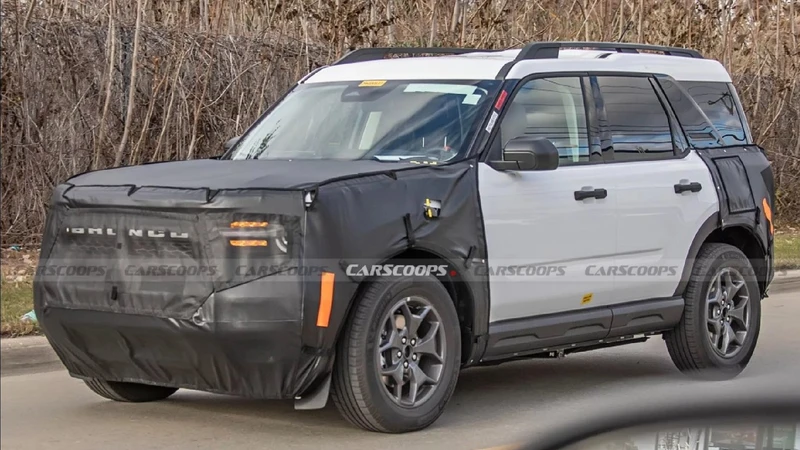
[494,90,508,110]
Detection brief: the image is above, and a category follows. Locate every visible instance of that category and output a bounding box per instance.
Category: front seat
[488,102,529,160]
[500,102,529,147]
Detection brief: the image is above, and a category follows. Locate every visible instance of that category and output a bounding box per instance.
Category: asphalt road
[2,289,798,450]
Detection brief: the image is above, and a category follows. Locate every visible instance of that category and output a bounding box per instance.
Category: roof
[304,49,732,84]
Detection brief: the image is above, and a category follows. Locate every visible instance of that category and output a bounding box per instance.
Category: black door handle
[674,182,702,194]
[574,188,608,201]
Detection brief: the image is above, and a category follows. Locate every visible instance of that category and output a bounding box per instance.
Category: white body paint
[478,150,718,322]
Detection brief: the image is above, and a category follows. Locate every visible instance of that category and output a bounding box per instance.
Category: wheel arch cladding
[704,226,768,294]
[692,145,775,296]
[300,159,490,361]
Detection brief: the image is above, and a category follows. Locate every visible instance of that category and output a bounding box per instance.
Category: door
[590,76,719,302]
[478,76,619,322]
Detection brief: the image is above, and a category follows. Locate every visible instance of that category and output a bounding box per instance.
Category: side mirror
[488,136,559,171]
[223,135,242,152]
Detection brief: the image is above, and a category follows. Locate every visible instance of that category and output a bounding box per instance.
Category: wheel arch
[675,213,769,298]
[337,246,481,367]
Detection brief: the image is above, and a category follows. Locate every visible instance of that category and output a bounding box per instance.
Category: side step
[477,333,654,366]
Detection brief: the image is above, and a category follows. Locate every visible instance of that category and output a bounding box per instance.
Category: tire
[664,243,761,380]
[84,379,178,402]
[331,274,461,433]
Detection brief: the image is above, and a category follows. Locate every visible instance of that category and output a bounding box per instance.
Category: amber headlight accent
[230,221,269,228]
[221,217,289,254]
[229,240,268,247]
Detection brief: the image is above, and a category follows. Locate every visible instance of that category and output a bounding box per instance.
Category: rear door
[591,75,718,302]
[479,76,620,322]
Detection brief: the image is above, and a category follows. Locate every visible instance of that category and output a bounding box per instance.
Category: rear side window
[681,81,748,146]
[596,76,676,162]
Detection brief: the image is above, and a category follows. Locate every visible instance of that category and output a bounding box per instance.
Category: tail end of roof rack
[515,41,704,60]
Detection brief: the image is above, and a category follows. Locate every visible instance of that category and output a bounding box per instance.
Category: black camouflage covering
[33,158,489,399]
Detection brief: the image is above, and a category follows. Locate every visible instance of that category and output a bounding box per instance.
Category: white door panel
[613,151,719,302]
[479,163,618,322]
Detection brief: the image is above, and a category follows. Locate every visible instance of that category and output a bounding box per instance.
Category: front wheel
[665,243,761,380]
[331,274,461,433]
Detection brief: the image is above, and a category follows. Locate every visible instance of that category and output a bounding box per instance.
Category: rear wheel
[665,243,761,380]
[331,274,461,433]
[84,379,177,402]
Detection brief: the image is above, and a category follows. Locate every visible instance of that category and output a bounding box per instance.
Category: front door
[478,76,619,322]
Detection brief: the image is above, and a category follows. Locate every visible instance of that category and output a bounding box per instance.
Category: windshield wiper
[371,155,430,162]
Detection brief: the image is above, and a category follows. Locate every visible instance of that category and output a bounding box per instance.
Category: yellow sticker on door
[581,293,593,305]
[359,80,387,87]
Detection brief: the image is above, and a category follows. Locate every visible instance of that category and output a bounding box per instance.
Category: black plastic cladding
[695,146,774,284]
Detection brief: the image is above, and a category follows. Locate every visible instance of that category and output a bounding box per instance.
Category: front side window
[596,76,676,161]
[227,80,500,163]
[495,77,591,165]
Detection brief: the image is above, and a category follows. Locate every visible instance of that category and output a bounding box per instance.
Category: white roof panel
[304,49,732,84]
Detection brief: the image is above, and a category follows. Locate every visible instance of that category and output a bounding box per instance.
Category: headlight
[220,215,289,254]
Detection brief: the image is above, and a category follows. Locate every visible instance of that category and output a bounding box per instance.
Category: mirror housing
[488,136,559,171]
[223,135,242,152]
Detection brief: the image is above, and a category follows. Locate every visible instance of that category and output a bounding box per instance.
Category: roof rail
[332,47,500,65]
[515,41,704,60]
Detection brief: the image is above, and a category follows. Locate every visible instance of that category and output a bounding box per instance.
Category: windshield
[227,80,501,162]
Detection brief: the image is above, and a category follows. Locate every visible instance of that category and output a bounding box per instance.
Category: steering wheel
[418,145,458,162]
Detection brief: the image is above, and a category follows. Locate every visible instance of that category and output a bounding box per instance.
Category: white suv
[35,42,775,434]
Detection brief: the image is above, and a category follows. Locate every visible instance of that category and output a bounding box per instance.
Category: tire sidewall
[692,248,761,370]
[355,275,461,430]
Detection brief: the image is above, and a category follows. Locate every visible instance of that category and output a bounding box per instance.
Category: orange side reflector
[230,221,268,228]
[229,239,268,247]
[762,198,774,235]
[316,272,335,328]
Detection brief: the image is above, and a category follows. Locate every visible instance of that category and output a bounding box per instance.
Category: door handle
[574,188,608,201]
[674,182,702,194]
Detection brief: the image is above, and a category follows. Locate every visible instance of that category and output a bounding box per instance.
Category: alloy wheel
[376,296,446,407]
[705,267,751,358]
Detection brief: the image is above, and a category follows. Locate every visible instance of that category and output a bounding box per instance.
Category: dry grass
[775,228,800,270]
[0,280,37,337]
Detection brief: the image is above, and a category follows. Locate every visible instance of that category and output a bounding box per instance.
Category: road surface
[2,289,798,450]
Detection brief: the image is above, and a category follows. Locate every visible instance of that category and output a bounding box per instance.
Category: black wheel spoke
[728,296,749,326]
[379,326,404,353]
[414,322,442,362]
[381,362,404,384]
[408,306,431,339]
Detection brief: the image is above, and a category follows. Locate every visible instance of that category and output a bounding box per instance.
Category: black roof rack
[515,41,704,60]
[332,47,500,65]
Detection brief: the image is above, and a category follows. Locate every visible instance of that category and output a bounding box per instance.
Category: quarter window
[681,81,748,146]
[596,76,676,161]
[497,77,591,165]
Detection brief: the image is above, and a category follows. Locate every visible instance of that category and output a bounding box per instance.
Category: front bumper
[36,276,330,400]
